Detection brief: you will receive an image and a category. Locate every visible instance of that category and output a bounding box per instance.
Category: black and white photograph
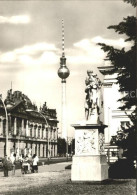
[0,0,136,194]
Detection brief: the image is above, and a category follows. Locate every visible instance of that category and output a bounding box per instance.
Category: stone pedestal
[71,123,108,182]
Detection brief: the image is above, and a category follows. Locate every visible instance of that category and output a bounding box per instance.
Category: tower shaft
[61,81,67,139]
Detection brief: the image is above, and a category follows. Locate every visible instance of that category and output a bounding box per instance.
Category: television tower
[58,20,70,140]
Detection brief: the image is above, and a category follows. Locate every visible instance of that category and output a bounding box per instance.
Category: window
[34,126,36,137]
[38,128,40,138]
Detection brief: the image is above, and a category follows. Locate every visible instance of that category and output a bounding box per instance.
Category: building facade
[0,89,58,158]
[98,65,133,162]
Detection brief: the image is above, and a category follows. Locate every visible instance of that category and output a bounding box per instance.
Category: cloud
[0,36,132,76]
[67,39,105,65]
[15,43,57,55]
[92,36,132,48]
[0,42,59,67]
[0,51,16,63]
[0,15,30,24]
[67,36,133,66]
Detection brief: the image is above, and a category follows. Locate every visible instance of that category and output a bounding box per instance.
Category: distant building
[98,65,133,162]
[0,89,58,158]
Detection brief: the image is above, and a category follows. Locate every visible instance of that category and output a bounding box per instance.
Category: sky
[0,0,135,137]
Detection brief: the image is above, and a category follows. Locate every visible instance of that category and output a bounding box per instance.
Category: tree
[57,137,66,156]
[123,0,136,7]
[68,138,75,155]
[98,0,136,160]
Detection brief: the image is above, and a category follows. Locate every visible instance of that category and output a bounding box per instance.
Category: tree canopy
[98,15,136,110]
[98,0,136,160]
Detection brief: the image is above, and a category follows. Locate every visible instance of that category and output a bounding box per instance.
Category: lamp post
[0,94,9,157]
[26,109,50,163]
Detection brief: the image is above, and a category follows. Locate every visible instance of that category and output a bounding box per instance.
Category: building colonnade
[0,115,58,158]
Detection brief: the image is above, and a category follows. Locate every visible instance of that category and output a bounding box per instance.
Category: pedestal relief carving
[76,130,97,155]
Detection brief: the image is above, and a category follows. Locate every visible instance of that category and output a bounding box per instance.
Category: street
[0,162,136,195]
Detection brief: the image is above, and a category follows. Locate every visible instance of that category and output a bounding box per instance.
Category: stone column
[55,144,57,157]
[31,143,35,155]
[52,143,55,157]
[0,142,5,157]
[39,144,43,157]
[37,144,40,157]
[14,117,17,135]
[55,128,57,140]
[43,144,46,157]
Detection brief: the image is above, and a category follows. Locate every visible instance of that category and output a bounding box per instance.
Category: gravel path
[0,162,136,195]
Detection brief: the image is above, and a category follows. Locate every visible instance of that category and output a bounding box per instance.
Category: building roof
[98,65,115,75]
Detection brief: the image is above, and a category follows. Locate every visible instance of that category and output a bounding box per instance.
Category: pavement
[0,161,71,177]
[0,161,73,195]
[0,162,136,195]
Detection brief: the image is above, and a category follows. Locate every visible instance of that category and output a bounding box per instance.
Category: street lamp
[26,109,50,163]
[0,94,9,157]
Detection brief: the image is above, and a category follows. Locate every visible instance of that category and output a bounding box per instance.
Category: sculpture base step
[71,155,108,182]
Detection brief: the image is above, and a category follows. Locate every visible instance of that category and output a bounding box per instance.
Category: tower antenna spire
[62,19,65,57]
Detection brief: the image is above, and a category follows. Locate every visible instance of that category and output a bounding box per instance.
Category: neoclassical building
[98,65,133,162]
[0,89,58,158]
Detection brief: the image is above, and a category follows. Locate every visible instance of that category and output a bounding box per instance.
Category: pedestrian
[32,154,39,173]
[23,155,30,173]
[2,155,9,177]
[10,152,16,175]
[19,154,25,174]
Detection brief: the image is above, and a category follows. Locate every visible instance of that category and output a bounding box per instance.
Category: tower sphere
[58,66,70,79]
